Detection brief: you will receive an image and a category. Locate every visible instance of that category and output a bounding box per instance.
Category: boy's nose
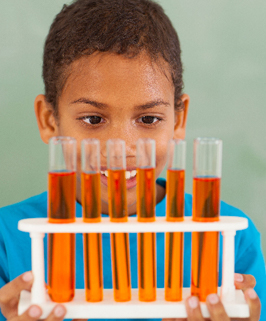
[100,140,136,159]
[99,121,144,165]
[100,138,137,161]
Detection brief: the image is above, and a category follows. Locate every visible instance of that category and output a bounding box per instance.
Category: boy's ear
[173,94,189,140]
[34,94,59,144]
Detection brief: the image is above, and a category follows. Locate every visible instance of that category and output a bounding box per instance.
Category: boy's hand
[0,272,260,321]
[163,273,260,321]
[184,287,260,321]
[0,271,66,320]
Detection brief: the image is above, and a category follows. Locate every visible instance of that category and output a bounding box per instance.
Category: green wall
[1,1,266,258]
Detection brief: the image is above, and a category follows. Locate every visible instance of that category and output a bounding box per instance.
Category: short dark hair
[43,0,184,114]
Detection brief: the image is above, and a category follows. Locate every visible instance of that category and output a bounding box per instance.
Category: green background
[0,1,266,258]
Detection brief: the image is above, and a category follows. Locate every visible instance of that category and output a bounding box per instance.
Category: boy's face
[35,52,189,214]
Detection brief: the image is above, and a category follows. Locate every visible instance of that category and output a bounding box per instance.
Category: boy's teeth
[126,170,137,179]
[100,170,109,177]
[100,169,137,179]
[130,170,137,178]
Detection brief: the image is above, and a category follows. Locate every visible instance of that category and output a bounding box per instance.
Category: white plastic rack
[18,216,249,319]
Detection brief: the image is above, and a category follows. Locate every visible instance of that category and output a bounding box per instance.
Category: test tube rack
[18,216,249,319]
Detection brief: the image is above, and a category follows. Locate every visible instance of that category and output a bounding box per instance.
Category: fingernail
[188,296,198,309]
[247,288,257,299]
[54,305,65,317]
[207,293,219,304]
[22,271,33,282]
[28,306,41,318]
[234,273,244,282]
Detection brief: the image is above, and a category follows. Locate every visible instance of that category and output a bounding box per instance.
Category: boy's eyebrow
[70,98,170,109]
[70,98,108,109]
[135,99,170,110]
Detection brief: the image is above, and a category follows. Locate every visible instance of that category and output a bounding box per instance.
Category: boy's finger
[234,273,256,291]
[185,296,204,321]
[244,288,261,321]
[10,304,42,321]
[45,304,67,320]
[206,294,230,321]
[162,319,186,321]
[0,271,33,305]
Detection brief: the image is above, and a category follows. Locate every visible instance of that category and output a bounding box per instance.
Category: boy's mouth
[100,169,137,189]
[100,169,137,179]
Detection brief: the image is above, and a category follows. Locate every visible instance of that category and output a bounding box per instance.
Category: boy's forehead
[61,52,174,103]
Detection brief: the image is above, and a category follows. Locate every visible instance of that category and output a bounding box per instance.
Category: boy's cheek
[155,151,168,177]
[155,135,173,175]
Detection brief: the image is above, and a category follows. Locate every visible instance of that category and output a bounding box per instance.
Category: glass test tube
[107,139,131,302]
[136,138,156,302]
[165,139,186,301]
[81,139,103,302]
[48,136,76,302]
[191,137,222,301]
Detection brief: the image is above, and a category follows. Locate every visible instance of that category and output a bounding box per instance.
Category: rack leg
[30,232,46,304]
[220,230,236,302]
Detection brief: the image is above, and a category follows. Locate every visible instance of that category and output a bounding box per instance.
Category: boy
[0,0,264,320]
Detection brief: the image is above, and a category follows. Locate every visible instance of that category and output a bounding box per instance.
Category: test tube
[107,139,131,302]
[136,138,156,301]
[48,136,76,302]
[165,139,186,301]
[81,139,103,302]
[191,137,222,301]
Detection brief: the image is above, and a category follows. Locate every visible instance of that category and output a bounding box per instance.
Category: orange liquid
[108,169,127,222]
[137,167,155,222]
[192,177,220,222]
[110,233,131,301]
[48,171,76,302]
[82,172,103,302]
[165,232,183,301]
[137,167,156,301]
[82,172,101,222]
[138,232,156,301]
[165,169,185,301]
[108,169,131,301]
[191,177,220,301]
[166,169,185,221]
[84,233,103,301]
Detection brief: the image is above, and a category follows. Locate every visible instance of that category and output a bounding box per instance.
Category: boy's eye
[140,116,160,124]
[83,116,103,125]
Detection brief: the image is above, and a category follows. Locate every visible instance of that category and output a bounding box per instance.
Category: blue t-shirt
[0,178,265,320]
